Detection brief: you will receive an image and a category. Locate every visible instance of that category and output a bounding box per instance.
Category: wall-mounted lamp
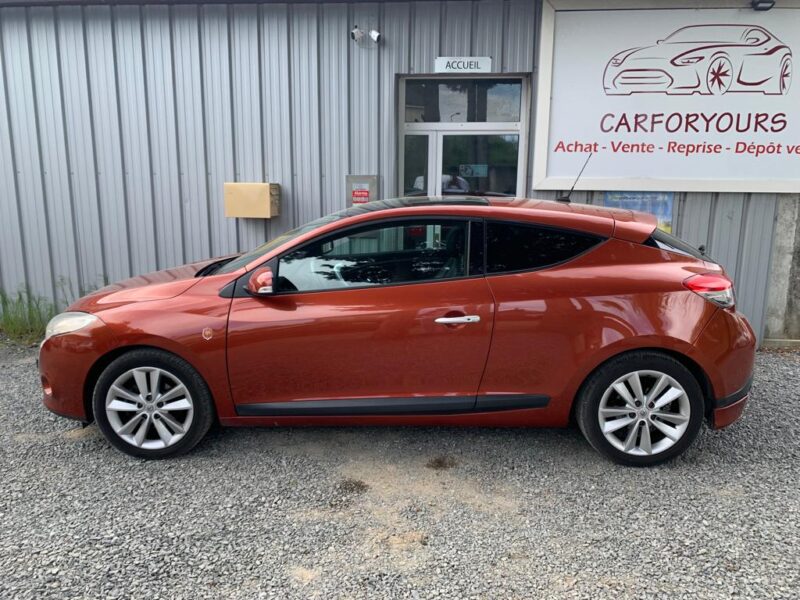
[350,25,365,42]
[751,0,775,10]
[350,25,382,44]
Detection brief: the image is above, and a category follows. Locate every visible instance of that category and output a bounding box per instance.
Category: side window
[486,221,602,274]
[278,220,468,293]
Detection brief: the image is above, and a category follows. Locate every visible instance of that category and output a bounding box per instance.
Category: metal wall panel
[55,6,106,292]
[0,0,781,342]
[1,8,55,300]
[199,4,237,256]
[379,2,410,199]
[114,5,158,274]
[349,2,380,179]
[260,2,293,236]
[473,0,504,63]
[143,4,185,268]
[289,2,322,226]
[29,7,81,302]
[84,5,131,282]
[736,194,777,335]
[320,2,350,214]
[409,1,440,74]
[171,4,211,263]
[441,0,472,56]
[230,3,267,249]
[0,26,27,294]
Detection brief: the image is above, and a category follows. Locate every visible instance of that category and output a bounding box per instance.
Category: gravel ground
[1,339,798,599]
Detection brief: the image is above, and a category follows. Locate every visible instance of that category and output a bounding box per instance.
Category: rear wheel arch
[570,347,714,422]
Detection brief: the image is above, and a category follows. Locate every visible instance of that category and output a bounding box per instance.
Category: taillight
[683,273,735,308]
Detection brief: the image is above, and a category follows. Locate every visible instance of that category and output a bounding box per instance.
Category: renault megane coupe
[603,24,792,95]
[39,197,755,466]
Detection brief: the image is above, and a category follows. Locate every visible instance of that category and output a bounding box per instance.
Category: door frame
[397,74,531,198]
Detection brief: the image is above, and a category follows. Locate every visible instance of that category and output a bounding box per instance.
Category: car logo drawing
[603,24,792,95]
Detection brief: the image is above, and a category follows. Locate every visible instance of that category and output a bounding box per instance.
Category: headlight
[44,312,99,341]
[674,56,703,65]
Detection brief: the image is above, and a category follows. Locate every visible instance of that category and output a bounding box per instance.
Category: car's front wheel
[706,56,732,95]
[576,352,705,466]
[93,349,215,458]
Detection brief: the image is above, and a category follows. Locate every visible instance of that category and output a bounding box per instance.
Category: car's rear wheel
[93,349,214,459]
[576,352,704,466]
[778,56,792,95]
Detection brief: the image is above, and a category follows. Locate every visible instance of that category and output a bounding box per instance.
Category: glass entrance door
[400,77,528,198]
[439,134,520,196]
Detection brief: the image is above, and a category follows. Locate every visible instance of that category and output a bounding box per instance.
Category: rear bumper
[711,377,751,429]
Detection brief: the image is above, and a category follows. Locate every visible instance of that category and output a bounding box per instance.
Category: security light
[350,26,364,42]
[750,0,775,10]
[369,29,382,43]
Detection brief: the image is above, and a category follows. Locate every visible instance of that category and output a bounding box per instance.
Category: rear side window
[486,221,602,274]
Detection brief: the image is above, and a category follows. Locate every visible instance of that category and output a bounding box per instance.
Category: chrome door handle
[435,315,481,324]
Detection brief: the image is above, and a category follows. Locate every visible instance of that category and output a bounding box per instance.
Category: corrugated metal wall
[0,0,777,338]
[0,0,536,301]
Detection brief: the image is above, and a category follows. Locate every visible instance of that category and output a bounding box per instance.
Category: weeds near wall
[0,290,56,345]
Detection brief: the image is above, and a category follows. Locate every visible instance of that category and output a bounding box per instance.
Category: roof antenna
[557,152,593,203]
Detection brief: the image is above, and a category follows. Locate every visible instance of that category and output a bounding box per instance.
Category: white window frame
[398,75,531,198]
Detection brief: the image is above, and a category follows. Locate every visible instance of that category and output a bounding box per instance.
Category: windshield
[216,212,346,274]
[664,26,748,44]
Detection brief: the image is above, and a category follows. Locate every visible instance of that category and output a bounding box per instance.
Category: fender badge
[202,327,213,341]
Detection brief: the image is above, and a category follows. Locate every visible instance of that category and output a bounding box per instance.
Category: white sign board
[435,56,492,74]
[533,6,800,193]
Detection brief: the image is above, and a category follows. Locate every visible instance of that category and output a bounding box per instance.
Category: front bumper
[711,377,751,429]
[39,319,116,422]
[603,62,702,95]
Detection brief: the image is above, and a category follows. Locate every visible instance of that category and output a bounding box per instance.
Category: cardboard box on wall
[224,183,281,219]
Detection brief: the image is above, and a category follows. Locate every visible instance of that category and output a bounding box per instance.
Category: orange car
[39,197,755,465]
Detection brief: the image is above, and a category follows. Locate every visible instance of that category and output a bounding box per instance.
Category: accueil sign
[435,57,492,74]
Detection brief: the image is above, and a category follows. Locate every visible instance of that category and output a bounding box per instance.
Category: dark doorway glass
[441,135,519,196]
[405,79,522,123]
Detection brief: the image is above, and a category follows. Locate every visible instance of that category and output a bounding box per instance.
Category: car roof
[241,196,658,271]
[337,196,656,243]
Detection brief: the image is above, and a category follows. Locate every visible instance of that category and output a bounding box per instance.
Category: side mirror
[245,266,275,296]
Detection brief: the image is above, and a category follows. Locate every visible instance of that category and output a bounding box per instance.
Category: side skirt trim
[235,394,550,417]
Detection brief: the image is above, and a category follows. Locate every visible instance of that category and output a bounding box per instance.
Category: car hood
[68,257,228,313]
[621,42,713,62]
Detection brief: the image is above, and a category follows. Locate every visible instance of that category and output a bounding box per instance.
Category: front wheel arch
[82,344,217,425]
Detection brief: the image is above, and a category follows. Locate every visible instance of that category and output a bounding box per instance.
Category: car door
[226,217,495,415]
[476,219,606,420]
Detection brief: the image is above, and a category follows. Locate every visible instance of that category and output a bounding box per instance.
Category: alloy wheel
[105,367,194,450]
[597,370,690,456]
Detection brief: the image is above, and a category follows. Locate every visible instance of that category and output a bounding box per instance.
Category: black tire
[93,348,215,459]
[575,351,705,467]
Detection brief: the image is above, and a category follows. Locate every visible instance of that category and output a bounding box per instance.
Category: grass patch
[0,290,56,345]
